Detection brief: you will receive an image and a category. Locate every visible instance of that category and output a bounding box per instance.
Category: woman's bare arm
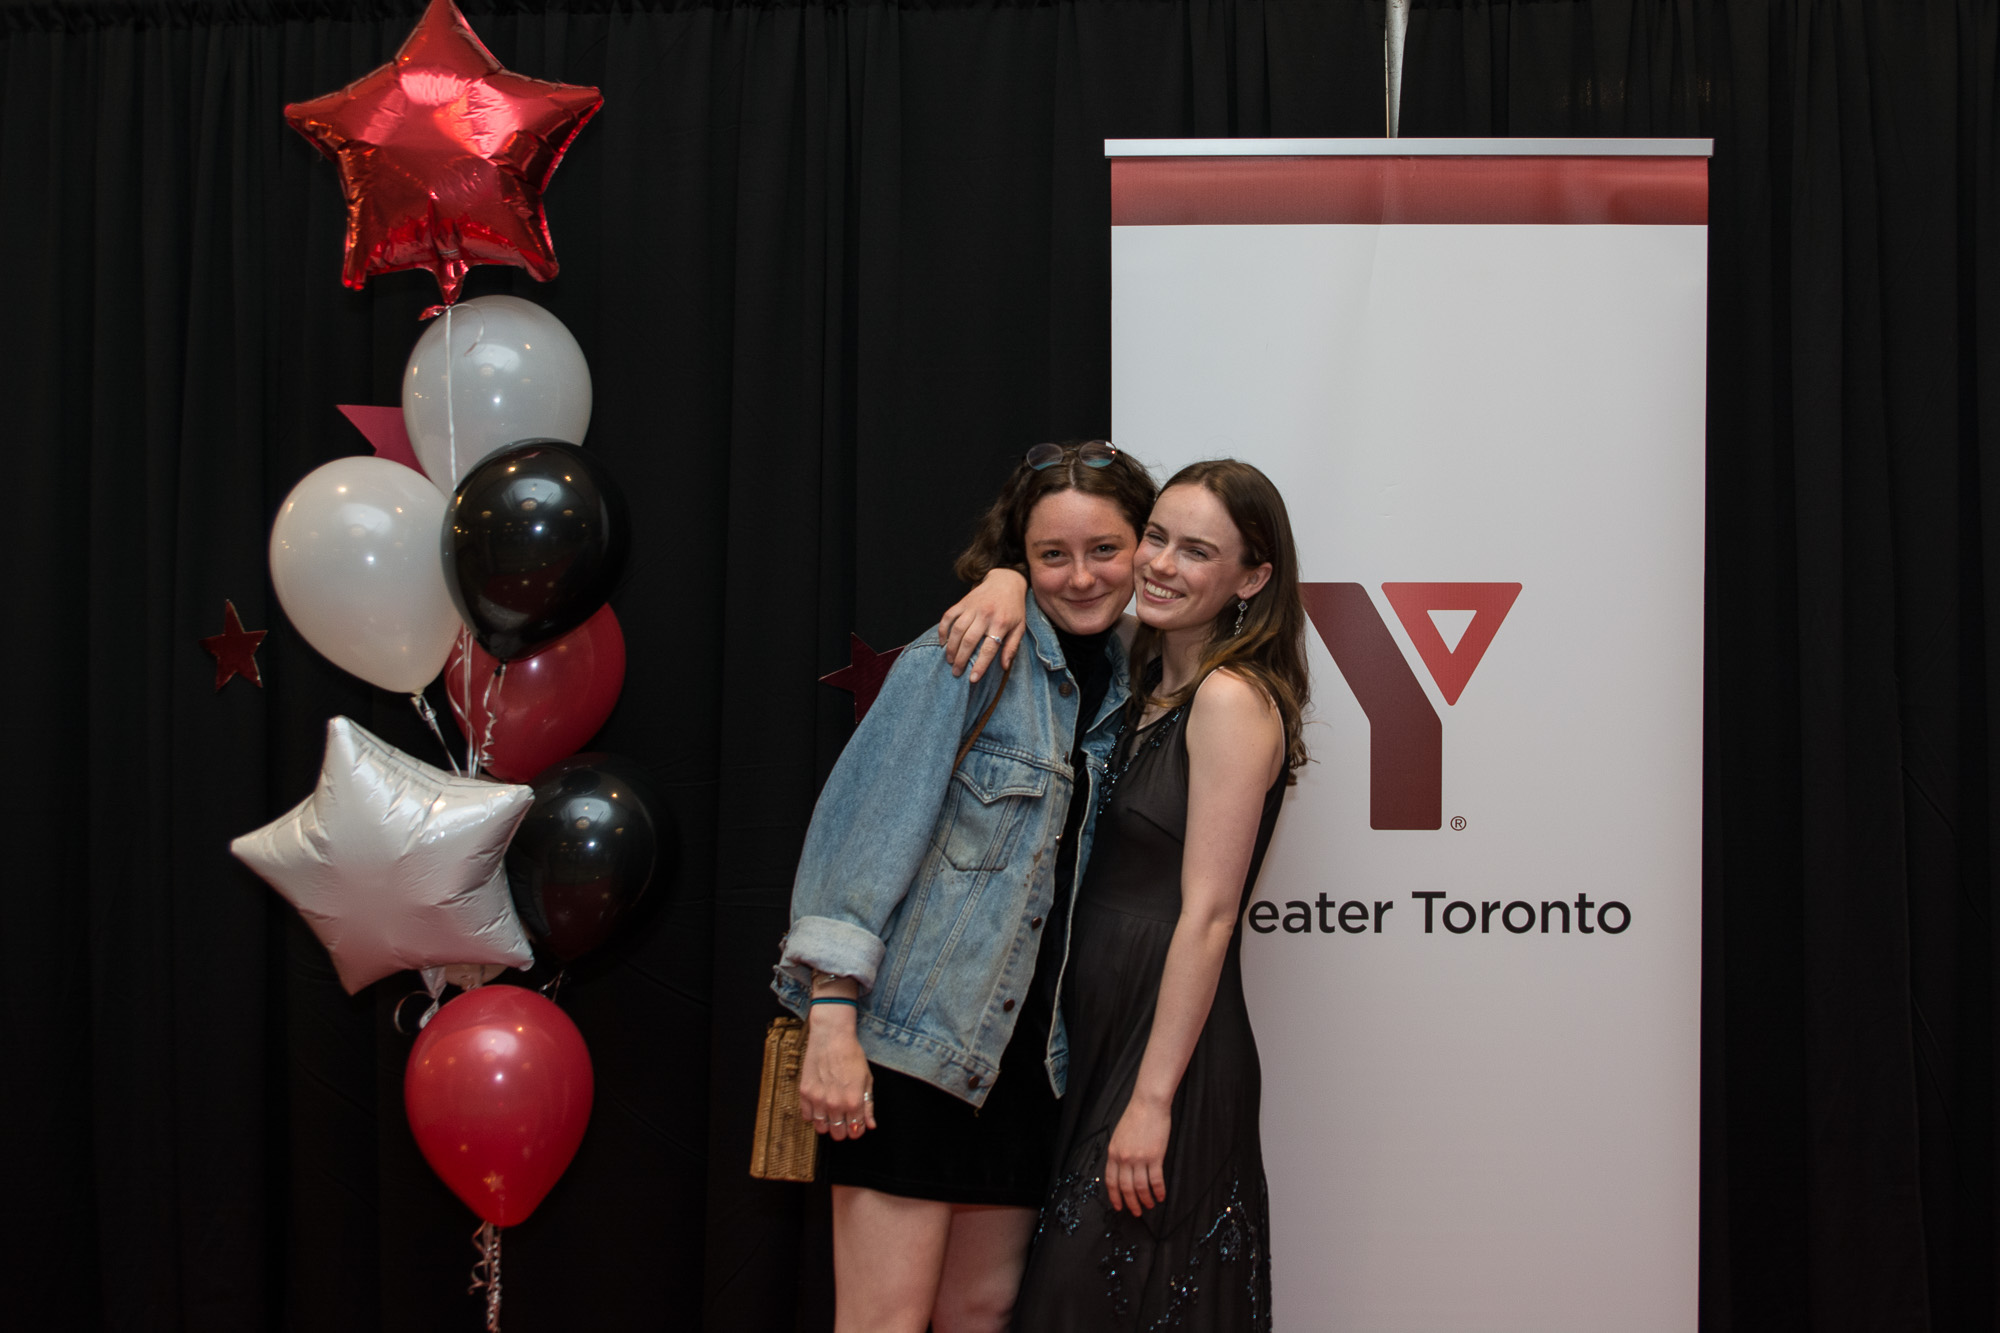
[938,568,1028,681]
[1101,670,1284,1215]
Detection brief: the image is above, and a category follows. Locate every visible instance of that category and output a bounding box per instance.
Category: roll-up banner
[1109,140,1709,1332]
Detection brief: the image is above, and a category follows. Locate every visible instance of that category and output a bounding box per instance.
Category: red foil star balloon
[284,0,602,306]
[820,634,905,723]
[201,600,268,690]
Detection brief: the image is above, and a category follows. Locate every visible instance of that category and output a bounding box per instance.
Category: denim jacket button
[1030,916,1044,929]
[968,1073,983,1089]
[1002,998,1016,1012]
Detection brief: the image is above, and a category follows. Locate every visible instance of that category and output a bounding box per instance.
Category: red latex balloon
[404,985,593,1227]
[283,0,602,305]
[446,605,626,783]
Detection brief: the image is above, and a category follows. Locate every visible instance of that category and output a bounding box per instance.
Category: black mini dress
[820,626,1114,1206]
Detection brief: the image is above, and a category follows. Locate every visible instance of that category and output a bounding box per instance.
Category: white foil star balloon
[233,716,536,993]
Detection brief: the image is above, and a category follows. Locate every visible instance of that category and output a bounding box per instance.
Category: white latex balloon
[231,717,536,994]
[402,294,593,493]
[269,456,464,693]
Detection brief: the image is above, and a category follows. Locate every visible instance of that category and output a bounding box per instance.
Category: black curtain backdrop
[0,2,1386,1330]
[0,0,1991,1330]
[1401,2,1998,1329]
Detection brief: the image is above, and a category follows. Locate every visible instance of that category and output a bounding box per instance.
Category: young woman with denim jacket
[772,442,1156,1333]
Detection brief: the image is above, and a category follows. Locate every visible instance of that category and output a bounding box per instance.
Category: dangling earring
[1233,598,1250,636]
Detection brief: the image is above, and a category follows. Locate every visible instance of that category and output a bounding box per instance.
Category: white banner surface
[1110,143,1708,1332]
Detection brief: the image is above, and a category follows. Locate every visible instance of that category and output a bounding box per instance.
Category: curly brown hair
[953,441,1157,585]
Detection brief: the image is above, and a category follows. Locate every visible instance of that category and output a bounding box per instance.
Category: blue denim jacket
[774,595,1130,1106]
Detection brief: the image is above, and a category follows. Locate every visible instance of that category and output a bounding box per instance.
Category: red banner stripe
[1111,155,1708,226]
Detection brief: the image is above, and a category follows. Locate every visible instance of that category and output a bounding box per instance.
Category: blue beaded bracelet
[809,996,858,1008]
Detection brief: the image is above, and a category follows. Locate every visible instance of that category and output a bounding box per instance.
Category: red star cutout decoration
[821,634,904,723]
[337,403,425,473]
[284,0,602,306]
[201,600,268,691]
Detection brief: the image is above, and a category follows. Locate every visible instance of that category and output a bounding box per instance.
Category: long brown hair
[1132,459,1311,781]
[954,440,1157,584]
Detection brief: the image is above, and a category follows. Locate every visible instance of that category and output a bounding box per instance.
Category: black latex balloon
[506,754,663,964]
[443,439,631,661]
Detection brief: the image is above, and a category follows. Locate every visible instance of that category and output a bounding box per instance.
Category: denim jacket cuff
[778,915,889,994]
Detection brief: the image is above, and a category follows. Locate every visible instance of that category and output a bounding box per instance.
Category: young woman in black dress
[1010,458,1310,1331]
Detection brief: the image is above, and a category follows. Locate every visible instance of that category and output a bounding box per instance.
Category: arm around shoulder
[939,568,1029,680]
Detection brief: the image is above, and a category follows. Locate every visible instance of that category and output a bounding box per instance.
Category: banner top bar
[1105,138,1714,158]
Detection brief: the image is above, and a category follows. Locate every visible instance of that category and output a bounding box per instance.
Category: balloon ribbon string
[473,661,506,777]
[469,1220,502,1331]
[458,626,478,776]
[444,301,458,491]
[410,693,462,776]
[393,987,439,1036]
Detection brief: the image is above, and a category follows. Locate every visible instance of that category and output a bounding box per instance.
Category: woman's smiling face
[1023,489,1139,636]
[1135,483,1271,634]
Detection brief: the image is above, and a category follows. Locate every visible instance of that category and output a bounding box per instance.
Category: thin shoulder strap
[951,664,1012,773]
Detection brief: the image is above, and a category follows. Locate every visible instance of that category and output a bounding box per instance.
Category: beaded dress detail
[1012,705,1283,1331]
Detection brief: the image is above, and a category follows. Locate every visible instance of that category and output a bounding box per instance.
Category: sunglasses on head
[1026,439,1118,470]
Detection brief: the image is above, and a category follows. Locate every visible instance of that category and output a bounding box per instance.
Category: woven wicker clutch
[749,1015,818,1182]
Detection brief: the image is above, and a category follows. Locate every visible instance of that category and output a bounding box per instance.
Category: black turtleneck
[1022,623,1116,1034]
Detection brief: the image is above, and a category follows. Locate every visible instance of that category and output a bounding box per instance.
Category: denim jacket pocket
[935,747,1052,872]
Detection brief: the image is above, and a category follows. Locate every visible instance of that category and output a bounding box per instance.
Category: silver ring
[847,1119,862,1129]
[814,1116,828,1124]
[985,633,1003,642]
[862,1091,873,1101]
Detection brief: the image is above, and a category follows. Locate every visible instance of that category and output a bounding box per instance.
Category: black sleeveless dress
[1012,706,1284,1331]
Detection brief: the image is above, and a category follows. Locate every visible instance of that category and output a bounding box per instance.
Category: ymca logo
[1301,583,1521,831]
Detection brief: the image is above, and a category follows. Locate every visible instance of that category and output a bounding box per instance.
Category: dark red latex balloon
[404,985,593,1227]
[283,0,602,305]
[446,605,626,783]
